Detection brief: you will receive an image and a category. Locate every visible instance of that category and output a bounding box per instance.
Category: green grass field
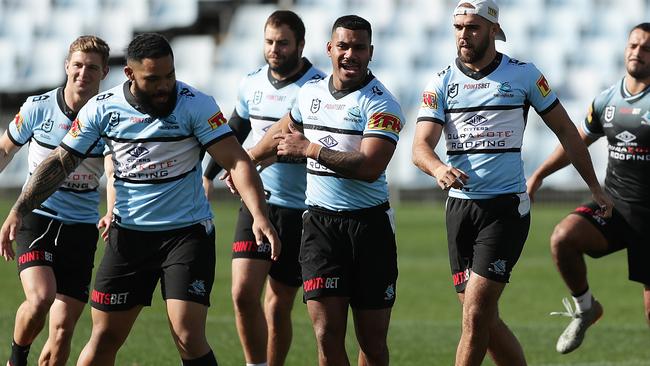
[0,198,648,365]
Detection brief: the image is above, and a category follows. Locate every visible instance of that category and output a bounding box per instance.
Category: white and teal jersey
[61,81,233,231]
[8,87,105,224]
[237,58,325,209]
[417,53,559,199]
[290,73,404,211]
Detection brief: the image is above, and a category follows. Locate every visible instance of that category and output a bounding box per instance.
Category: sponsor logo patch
[615,130,636,143]
[318,135,338,148]
[536,75,551,97]
[207,111,227,130]
[367,112,402,134]
[421,91,438,110]
[68,118,83,138]
[13,113,24,131]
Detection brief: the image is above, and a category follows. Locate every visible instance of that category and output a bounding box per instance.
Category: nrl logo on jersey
[447,83,459,99]
[310,98,321,113]
[642,111,650,126]
[109,112,120,127]
[253,90,263,105]
[604,106,615,122]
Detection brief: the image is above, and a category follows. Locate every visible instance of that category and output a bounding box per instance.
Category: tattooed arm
[0,146,82,260]
[275,123,396,183]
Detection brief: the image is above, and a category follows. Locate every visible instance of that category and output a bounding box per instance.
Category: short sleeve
[363,94,405,144]
[526,64,559,115]
[289,88,304,125]
[234,77,250,120]
[416,73,446,124]
[582,98,604,138]
[60,100,103,157]
[192,95,233,148]
[7,100,36,146]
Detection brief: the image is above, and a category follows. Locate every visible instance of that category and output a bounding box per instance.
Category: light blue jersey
[236,58,325,209]
[8,87,105,224]
[61,81,233,231]
[290,73,404,211]
[417,53,559,199]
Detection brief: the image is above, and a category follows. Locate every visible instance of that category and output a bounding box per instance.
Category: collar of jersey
[56,86,78,121]
[455,53,503,81]
[328,71,375,100]
[267,57,313,90]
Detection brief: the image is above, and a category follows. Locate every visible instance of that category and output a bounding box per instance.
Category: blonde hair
[67,35,110,67]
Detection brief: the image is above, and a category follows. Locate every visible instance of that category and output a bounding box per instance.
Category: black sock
[9,340,30,366]
[181,349,217,366]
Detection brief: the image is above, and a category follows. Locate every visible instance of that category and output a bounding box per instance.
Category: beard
[132,81,177,118]
[457,35,489,64]
[266,48,301,77]
[627,62,650,80]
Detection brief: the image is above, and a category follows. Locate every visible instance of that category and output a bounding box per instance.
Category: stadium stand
[0,0,648,192]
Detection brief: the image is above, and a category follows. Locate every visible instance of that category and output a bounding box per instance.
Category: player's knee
[26,293,56,315]
[231,287,259,313]
[357,333,388,359]
[550,223,578,255]
[173,329,209,358]
[50,324,75,347]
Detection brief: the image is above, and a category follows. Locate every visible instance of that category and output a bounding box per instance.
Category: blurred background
[0,0,647,201]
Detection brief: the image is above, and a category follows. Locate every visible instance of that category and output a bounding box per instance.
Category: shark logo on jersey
[642,111,650,126]
[344,106,362,123]
[498,82,512,92]
[615,130,636,144]
[604,106,615,122]
[447,83,459,99]
[41,119,53,132]
[127,146,150,158]
[253,90,263,105]
[311,98,321,114]
[109,112,120,127]
[464,114,488,127]
[318,135,338,148]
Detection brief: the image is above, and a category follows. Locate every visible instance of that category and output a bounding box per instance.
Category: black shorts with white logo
[232,203,303,287]
[15,212,98,302]
[91,221,216,311]
[300,202,398,309]
[446,193,530,292]
[571,198,650,285]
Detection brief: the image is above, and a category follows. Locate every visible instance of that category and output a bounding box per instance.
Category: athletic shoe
[551,297,603,354]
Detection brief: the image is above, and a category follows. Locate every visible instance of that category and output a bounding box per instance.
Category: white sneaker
[551,297,603,354]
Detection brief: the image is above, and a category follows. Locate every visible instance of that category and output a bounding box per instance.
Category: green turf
[0,198,648,365]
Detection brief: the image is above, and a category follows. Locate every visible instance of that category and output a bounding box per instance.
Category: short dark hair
[265,10,305,44]
[126,33,173,62]
[631,22,650,34]
[331,15,372,42]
